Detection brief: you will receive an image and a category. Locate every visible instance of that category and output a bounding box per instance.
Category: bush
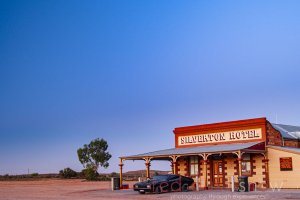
[98,175,110,181]
[59,168,77,179]
[83,167,98,181]
[109,172,118,177]
[31,173,39,177]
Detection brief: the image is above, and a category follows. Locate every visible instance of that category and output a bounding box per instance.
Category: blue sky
[1,0,300,175]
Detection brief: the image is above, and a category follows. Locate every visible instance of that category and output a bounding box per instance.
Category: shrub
[98,175,110,181]
[31,173,39,177]
[109,172,118,177]
[83,167,98,181]
[59,168,77,179]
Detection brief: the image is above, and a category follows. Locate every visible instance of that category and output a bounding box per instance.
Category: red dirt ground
[1,179,300,200]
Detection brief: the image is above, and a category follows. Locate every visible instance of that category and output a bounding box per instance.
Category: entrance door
[212,160,224,187]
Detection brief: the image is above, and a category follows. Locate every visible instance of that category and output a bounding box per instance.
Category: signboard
[280,157,293,171]
[178,128,262,146]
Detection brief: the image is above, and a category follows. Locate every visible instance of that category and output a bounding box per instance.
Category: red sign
[280,157,293,171]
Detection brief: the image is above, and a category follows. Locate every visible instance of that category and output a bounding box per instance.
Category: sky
[1,0,300,175]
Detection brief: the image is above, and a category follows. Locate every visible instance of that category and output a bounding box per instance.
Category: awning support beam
[169,155,180,174]
[119,158,124,186]
[199,153,211,189]
[233,151,244,177]
[143,157,152,179]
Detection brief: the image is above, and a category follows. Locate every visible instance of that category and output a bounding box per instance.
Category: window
[168,175,179,181]
[189,156,199,176]
[241,154,252,175]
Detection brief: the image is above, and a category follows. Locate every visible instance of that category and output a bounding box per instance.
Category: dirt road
[0,179,300,200]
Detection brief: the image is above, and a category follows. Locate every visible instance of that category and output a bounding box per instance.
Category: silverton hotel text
[178,129,262,146]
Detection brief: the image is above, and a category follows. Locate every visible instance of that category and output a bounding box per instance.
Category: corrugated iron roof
[268,145,300,154]
[120,142,263,159]
[271,123,300,139]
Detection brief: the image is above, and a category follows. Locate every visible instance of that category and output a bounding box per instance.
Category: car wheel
[139,191,145,194]
[155,186,161,194]
[181,184,188,192]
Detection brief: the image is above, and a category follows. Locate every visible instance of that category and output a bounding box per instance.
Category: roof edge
[267,145,300,155]
[174,117,267,133]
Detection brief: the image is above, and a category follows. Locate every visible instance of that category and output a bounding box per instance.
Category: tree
[110,172,118,177]
[82,167,99,181]
[59,167,77,178]
[77,138,112,180]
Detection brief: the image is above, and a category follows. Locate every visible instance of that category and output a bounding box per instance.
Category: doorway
[212,160,224,187]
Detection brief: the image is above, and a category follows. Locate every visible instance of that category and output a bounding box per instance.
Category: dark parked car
[133,174,194,194]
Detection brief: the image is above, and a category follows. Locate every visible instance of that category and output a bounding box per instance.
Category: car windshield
[151,175,168,181]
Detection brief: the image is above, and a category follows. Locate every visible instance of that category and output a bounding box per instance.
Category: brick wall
[249,154,266,189]
[178,154,268,189]
[177,157,188,176]
[207,160,211,187]
[266,122,283,146]
[284,140,299,148]
[224,154,235,188]
[230,154,266,189]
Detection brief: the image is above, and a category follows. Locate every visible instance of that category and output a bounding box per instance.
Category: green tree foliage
[82,167,99,181]
[77,138,112,180]
[59,167,77,178]
[31,173,39,177]
[110,172,118,177]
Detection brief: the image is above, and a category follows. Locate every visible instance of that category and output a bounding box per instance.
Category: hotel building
[119,118,300,189]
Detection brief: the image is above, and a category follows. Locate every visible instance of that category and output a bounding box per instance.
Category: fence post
[231,176,235,192]
[196,176,199,191]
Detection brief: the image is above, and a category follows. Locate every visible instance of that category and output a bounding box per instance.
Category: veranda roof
[120,141,265,160]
